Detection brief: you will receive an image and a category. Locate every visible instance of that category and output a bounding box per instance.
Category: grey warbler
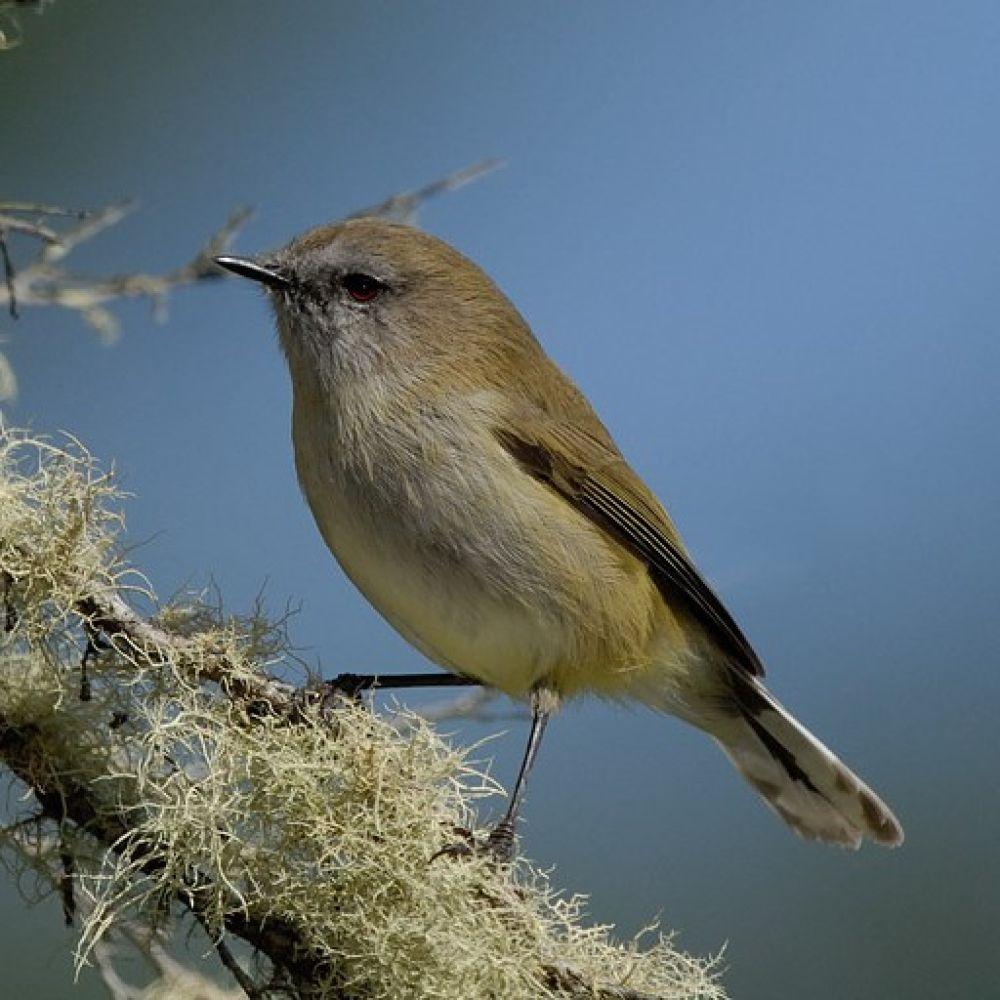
[216,219,903,857]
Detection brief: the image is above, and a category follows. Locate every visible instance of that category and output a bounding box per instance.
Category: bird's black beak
[214,255,292,291]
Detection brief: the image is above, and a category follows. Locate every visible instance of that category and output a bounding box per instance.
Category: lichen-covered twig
[76,587,301,716]
[190,910,266,1000]
[0,434,726,998]
[4,821,246,1000]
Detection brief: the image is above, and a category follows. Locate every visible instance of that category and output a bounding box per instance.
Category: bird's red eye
[343,273,382,302]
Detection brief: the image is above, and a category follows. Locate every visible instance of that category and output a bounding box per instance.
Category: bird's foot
[325,672,372,699]
[311,673,375,718]
[431,820,518,865]
[484,819,517,862]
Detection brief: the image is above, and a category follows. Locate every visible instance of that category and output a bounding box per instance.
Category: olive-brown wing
[495,415,765,678]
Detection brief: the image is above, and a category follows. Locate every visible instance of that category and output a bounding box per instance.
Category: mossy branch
[0,429,726,1000]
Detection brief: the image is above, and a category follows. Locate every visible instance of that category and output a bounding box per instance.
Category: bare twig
[0,160,500,405]
[38,198,135,265]
[0,214,60,243]
[349,158,504,224]
[0,199,250,338]
[0,202,89,217]
[1,160,500,328]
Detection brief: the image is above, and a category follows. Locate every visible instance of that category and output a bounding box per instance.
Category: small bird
[216,219,903,856]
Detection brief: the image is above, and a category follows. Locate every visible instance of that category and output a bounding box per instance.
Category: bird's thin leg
[486,692,553,861]
[325,671,481,697]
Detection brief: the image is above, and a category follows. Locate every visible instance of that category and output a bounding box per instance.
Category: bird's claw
[485,819,517,863]
[430,821,517,865]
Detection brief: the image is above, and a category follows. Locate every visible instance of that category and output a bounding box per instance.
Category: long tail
[710,674,904,848]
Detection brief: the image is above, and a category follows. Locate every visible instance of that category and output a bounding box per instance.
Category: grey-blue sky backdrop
[2,3,998,998]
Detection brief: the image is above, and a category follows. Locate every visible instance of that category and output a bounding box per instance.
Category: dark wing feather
[496,420,765,678]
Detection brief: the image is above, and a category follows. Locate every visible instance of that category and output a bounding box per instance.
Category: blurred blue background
[2,2,998,997]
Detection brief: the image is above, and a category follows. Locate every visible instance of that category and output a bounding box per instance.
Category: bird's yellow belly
[306,484,667,700]
[293,398,671,700]
[317,504,566,696]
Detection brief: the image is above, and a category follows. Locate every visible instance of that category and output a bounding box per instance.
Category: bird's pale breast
[291,389,668,699]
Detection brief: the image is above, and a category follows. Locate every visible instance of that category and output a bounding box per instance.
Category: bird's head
[216,218,526,383]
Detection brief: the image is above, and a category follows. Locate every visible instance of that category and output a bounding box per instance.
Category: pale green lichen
[0,429,727,1000]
